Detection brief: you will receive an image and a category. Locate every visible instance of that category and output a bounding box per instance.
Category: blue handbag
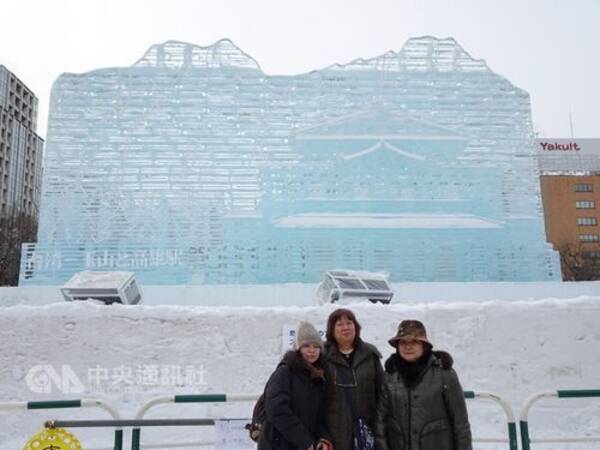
[353,417,375,450]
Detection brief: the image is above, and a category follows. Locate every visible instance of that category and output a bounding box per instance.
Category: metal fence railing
[464,390,518,450]
[519,389,600,450]
[12,388,600,450]
[131,393,257,449]
[0,398,123,450]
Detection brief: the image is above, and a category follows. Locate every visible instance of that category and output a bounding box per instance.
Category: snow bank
[2,280,599,306]
[1,294,600,448]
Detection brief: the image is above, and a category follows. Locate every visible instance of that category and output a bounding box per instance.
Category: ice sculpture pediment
[296,109,464,140]
[295,109,467,162]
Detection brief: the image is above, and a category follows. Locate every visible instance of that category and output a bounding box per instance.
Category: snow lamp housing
[61,271,142,305]
[316,270,394,305]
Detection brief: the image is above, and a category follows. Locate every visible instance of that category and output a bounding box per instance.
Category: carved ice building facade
[20,37,560,285]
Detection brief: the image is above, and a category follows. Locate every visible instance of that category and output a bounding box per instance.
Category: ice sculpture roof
[324,36,490,73]
[134,38,262,70]
[130,36,490,74]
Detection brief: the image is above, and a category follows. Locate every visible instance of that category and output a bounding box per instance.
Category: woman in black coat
[375,320,472,450]
[323,308,384,450]
[258,322,333,450]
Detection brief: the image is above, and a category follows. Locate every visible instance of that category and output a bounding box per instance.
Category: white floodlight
[61,271,142,305]
[316,269,393,305]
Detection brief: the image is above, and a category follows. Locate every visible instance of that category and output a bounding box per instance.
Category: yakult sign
[539,141,581,151]
[536,138,600,172]
[536,139,600,154]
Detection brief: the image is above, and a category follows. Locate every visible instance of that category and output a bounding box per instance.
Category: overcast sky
[1,0,598,139]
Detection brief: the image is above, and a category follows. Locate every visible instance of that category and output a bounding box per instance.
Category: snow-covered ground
[2,280,599,307]
[1,283,600,449]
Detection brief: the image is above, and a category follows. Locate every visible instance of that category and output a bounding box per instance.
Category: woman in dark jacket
[374,320,472,450]
[323,308,384,450]
[259,322,333,450]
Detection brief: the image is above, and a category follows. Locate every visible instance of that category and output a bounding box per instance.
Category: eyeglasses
[334,368,358,388]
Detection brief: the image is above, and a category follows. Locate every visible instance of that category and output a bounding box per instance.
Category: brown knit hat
[388,320,432,348]
[295,322,324,350]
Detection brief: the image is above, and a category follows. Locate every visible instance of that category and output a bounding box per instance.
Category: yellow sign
[23,427,83,450]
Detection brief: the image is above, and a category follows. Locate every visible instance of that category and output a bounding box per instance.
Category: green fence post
[114,429,123,450]
[520,420,530,450]
[508,421,518,450]
[131,428,141,450]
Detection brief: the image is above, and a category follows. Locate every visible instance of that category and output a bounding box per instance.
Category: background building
[20,37,559,285]
[538,138,600,280]
[0,65,43,217]
[0,65,44,285]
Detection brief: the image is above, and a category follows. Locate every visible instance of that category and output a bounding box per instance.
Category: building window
[583,251,600,260]
[577,217,598,226]
[579,234,600,242]
[574,183,594,192]
[576,201,596,209]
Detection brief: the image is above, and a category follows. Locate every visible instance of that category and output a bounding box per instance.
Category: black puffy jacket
[374,351,472,450]
[258,351,329,450]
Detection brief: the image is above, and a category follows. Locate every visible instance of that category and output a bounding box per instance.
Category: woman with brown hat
[323,308,383,450]
[258,321,333,450]
[374,320,472,450]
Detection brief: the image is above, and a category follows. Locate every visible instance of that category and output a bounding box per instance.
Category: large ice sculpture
[20,37,560,285]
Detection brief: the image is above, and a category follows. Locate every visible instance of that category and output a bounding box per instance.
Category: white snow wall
[1,298,600,447]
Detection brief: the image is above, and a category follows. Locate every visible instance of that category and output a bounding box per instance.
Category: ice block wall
[20,37,560,285]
